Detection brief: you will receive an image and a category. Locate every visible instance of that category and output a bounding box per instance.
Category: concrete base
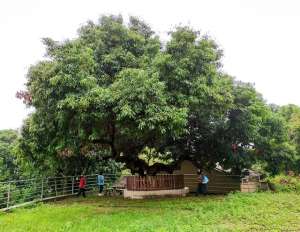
[124,187,189,199]
[241,181,259,193]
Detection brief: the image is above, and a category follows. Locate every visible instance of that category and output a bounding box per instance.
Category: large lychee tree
[18,15,293,176]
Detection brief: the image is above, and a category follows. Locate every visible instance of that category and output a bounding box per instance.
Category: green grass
[1,192,300,231]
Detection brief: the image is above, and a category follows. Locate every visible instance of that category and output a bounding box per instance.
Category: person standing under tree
[97,173,105,196]
[196,170,202,196]
[77,175,86,197]
[201,172,209,195]
[196,170,209,196]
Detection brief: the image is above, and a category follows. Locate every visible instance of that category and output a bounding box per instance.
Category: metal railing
[0,174,119,211]
[0,173,259,210]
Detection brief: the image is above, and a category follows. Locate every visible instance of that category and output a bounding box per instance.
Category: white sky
[1,0,300,129]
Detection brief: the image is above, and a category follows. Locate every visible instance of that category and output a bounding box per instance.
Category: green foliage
[0,130,19,181]
[277,104,300,169]
[17,14,299,176]
[18,15,187,175]
[138,147,173,166]
[255,111,298,174]
[267,174,300,192]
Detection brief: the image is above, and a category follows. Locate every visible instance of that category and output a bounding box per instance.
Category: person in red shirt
[77,175,86,197]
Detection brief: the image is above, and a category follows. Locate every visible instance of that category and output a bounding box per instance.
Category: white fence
[0,174,119,211]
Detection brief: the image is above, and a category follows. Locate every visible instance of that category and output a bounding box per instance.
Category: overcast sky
[1,0,300,130]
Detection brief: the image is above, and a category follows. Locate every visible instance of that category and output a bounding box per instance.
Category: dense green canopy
[17,15,299,176]
[0,130,19,181]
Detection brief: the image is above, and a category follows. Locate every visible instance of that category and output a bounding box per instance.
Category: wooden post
[7,183,11,208]
[133,176,135,191]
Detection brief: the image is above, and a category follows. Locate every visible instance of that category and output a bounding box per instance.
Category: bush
[266,174,300,192]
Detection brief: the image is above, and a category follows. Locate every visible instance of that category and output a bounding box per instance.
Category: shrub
[266,174,300,192]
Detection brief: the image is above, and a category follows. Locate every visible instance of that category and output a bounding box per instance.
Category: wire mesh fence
[0,174,120,211]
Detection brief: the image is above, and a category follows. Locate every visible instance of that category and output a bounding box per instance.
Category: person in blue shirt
[97,173,105,195]
[196,170,209,196]
[201,173,209,195]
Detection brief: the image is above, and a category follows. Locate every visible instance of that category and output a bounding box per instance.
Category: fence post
[62,178,65,195]
[41,178,44,200]
[71,177,74,194]
[7,182,11,208]
[55,179,57,196]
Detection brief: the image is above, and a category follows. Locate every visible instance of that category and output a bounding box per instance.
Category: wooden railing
[126,175,184,191]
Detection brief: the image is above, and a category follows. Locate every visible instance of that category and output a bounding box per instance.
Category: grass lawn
[1,192,300,232]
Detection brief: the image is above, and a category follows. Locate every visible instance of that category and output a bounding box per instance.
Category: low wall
[124,187,189,199]
[241,181,260,192]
